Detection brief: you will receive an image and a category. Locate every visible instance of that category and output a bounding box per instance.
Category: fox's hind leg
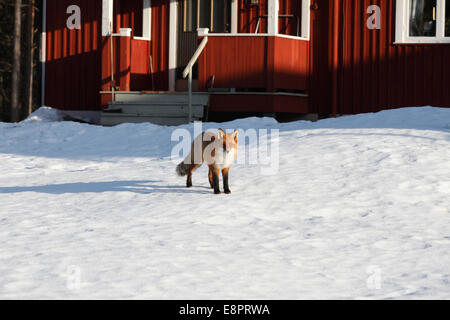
[208,167,214,189]
[187,164,200,188]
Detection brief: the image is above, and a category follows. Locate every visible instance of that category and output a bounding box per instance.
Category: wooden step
[106,102,205,118]
[100,91,210,126]
[112,91,209,105]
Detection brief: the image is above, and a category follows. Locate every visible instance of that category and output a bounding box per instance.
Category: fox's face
[217,129,239,154]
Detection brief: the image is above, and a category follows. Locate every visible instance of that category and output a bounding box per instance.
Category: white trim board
[198,33,310,41]
[143,0,151,40]
[231,0,238,33]
[169,0,178,91]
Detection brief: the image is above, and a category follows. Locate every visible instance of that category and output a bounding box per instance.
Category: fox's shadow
[0,180,212,195]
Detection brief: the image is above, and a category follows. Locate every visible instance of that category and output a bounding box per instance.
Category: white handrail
[182,35,208,122]
[182,36,208,79]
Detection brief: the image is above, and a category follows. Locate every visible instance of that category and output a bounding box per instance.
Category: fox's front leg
[212,167,221,194]
[222,168,231,194]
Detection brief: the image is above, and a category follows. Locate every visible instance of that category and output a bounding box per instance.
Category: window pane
[212,0,225,32]
[199,0,211,28]
[409,0,437,37]
[446,0,450,36]
[185,0,197,32]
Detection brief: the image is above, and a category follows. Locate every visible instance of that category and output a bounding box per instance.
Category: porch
[99,0,313,125]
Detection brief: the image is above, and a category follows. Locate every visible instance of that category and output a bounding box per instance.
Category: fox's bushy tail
[176,161,191,177]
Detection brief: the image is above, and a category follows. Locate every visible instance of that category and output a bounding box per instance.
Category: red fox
[176,129,239,194]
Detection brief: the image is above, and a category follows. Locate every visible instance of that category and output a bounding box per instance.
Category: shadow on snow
[0,180,212,195]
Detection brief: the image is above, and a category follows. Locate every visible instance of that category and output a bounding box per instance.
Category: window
[396,0,450,43]
[184,0,231,33]
[278,0,302,36]
[409,0,436,36]
[184,0,198,32]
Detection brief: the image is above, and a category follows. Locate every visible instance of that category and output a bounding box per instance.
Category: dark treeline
[0,0,41,122]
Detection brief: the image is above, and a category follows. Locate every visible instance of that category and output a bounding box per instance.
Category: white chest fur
[214,149,236,169]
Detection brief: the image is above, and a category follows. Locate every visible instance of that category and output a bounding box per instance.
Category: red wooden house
[41,0,450,124]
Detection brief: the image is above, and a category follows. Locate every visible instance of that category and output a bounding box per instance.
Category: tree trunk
[24,0,35,117]
[11,0,22,122]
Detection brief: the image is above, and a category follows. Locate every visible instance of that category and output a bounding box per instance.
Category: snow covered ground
[0,106,449,299]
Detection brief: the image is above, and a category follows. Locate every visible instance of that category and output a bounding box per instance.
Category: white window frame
[395,0,450,43]
[102,0,152,40]
[194,0,310,41]
[183,0,234,33]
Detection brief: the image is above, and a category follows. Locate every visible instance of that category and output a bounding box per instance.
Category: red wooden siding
[150,0,170,91]
[198,36,309,93]
[45,0,101,111]
[100,36,120,105]
[210,94,308,113]
[272,37,309,91]
[130,39,152,91]
[335,0,450,114]
[199,36,267,89]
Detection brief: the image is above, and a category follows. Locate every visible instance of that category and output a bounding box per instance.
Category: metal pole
[110,22,115,102]
[149,55,155,91]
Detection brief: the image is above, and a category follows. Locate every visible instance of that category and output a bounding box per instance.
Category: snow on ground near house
[0,107,449,299]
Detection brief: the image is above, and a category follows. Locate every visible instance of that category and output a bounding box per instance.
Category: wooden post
[11,0,22,122]
[24,0,36,117]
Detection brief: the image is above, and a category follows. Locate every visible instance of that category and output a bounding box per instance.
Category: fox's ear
[232,130,239,143]
[218,128,225,139]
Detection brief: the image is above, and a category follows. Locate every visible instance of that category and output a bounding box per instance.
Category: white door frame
[169,0,178,91]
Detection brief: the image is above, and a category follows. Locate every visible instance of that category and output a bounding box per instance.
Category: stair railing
[182,29,209,122]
